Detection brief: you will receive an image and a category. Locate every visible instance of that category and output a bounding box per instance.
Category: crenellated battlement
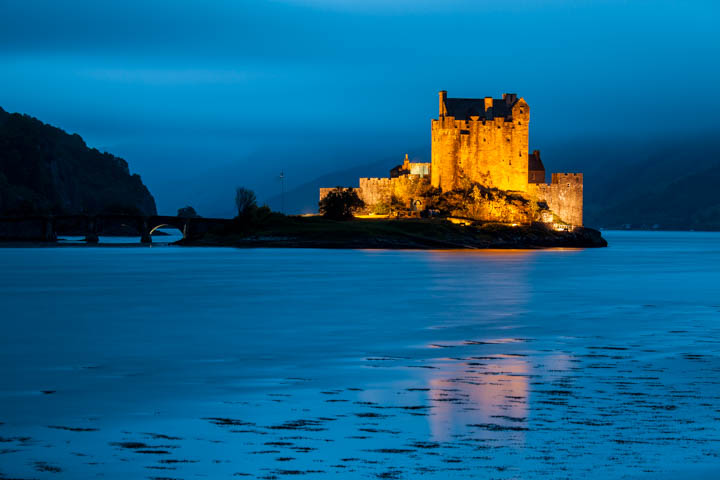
[551,173,583,185]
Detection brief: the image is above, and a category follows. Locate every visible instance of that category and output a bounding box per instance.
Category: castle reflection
[425,353,531,443]
[418,249,539,445]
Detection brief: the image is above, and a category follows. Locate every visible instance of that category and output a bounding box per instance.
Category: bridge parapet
[0,214,235,243]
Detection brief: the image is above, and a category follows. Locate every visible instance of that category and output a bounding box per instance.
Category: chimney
[439,90,447,117]
[503,93,517,105]
[484,96,493,112]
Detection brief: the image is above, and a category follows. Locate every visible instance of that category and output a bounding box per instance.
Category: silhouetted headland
[0,106,156,217]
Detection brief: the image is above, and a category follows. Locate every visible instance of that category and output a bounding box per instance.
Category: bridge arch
[147,221,187,243]
[150,223,178,235]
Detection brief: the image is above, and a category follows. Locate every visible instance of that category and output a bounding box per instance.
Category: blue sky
[1,0,718,215]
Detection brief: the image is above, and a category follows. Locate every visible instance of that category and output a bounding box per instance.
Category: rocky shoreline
[177,218,607,250]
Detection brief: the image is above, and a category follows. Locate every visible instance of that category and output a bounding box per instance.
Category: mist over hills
[266,148,430,215]
[545,135,720,229]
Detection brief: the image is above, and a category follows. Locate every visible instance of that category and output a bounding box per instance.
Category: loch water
[1,231,719,479]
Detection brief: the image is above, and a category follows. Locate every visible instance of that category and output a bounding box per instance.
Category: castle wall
[359,175,431,210]
[528,173,583,226]
[358,177,393,206]
[431,99,530,193]
[409,163,430,176]
[319,176,431,214]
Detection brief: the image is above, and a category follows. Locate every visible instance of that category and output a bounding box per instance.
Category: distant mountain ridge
[266,149,429,214]
[0,107,156,216]
[569,136,720,229]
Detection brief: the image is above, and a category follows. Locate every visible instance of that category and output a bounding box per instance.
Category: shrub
[177,206,200,218]
[319,187,365,220]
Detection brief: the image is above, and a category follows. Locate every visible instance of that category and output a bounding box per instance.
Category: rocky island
[177,215,607,249]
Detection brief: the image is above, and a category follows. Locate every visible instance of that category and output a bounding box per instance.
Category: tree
[319,187,365,220]
[177,205,199,218]
[235,187,257,217]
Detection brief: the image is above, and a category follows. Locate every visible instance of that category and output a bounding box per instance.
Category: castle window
[518,122,521,125]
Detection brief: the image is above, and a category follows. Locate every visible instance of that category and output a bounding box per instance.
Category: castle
[320,91,583,227]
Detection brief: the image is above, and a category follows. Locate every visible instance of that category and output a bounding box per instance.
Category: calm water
[1,231,719,479]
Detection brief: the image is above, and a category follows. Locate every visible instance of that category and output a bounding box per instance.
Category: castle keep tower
[431,91,530,192]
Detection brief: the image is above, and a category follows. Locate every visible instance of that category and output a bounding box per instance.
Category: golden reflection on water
[425,247,584,262]
[420,247,544,444]
[423,351,577,445]
[426,356,530,443]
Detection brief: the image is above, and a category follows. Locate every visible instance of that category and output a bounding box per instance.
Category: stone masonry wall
[431,99,530,193]
[359,176,431,211]
[358,178,393,206]
[528,173,583,226]
[319,176,431,214]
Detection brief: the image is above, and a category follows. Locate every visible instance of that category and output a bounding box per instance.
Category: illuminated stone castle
[320,91,583,226]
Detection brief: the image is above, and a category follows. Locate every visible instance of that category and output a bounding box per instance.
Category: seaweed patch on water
[375,469,403,479]
[266,419,327,432]
[33,461,61,473]
[144,433,182,440]
[468,423,529,432]
[109,441,177,455]
[47,425,98,432]
[366,448,415,454]
[204,418,255,427]
[354,412,391,419]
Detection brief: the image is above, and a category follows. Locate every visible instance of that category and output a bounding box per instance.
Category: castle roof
[528,150,545,172]
[444,95,518,121]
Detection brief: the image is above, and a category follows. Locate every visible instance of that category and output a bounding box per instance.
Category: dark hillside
[0,107,156,216]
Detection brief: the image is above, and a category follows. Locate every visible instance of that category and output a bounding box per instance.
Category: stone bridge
[0,214,234,243]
